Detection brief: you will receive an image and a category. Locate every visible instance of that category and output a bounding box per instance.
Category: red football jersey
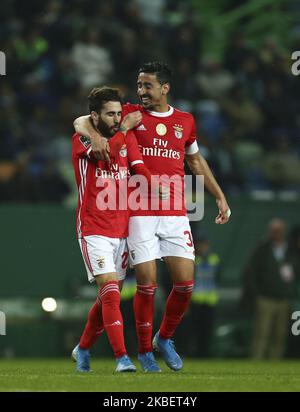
[72,131,144,238]
[122,103,199,216]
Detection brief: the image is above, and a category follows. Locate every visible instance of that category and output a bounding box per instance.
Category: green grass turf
[0,359,300,392]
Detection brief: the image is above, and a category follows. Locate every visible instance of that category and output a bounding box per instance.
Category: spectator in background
[135,0,166,27]
[235,54,264,103]
[241,218,299,359]
[264,135,300,191]
[172,58,199,104]
[0,1,299,203]
[187,236,220,357]
[120,0,144,34]
[13,25,48,75]
[288,225,300,289]
[71,28,113,89]
[89,1,121,41]
[196,56,234,101]
[168,23,202,68]
[111,29,142,87]
[289,226,300,262]
[261,78,296,148]
[222,83,263,141]
[224,30,254,74]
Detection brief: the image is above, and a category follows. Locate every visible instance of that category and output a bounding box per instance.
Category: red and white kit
[123,103,198,264]
[72,130,144,281]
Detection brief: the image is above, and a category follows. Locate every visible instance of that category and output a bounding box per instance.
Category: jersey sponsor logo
[95,166,130,180]
[80,135,91,148]
[173,124,183,139]
[97,256,105,269]
[119,144,127,157]
[156,123,167,136]
[136,124,147,131]
[139,145,181,160]
[138,137,181,159]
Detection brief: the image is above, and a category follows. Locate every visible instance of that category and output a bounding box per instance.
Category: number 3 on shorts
[184,230,193,247]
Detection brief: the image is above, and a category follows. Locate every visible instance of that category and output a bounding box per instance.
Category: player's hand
[91,136,110,162]
[121,111,142,132]
[215,197,231,224]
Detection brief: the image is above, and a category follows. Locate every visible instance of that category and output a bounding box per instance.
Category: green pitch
[0,359,300,392]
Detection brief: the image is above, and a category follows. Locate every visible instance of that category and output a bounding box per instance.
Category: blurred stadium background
[0,0,300,361]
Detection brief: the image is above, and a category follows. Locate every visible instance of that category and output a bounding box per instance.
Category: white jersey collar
[146,105,174,117]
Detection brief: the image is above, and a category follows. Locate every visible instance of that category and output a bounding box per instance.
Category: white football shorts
[79,235,128,283]
[127,216,195,265]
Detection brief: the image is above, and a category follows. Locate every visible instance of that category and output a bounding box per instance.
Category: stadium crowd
[0,0,300,202]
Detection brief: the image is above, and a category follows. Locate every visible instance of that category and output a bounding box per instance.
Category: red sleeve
[185,114,197,148]
[125,131,143,166]
[125,131,151,184]
[72,133,94,159]
[108,131,126,159]
[131,163,151,185]
[121,103,142,120]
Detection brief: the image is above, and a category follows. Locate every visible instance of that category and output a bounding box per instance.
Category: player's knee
[135,261,157,284]
[95,273,118,287]
[136,284,158,295]
[173,279,194,295]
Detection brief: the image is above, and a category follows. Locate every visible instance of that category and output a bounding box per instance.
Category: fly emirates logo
[140,138,181,160]
[96,164,130,180]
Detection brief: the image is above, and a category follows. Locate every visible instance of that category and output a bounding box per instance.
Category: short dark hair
[88,86,122,113]
[138,62,172,85]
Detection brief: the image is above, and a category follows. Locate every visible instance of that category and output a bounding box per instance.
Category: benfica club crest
[173,124,183,139]
[130,250,135,260]
[119,144,127,157]
[97,257,105,269]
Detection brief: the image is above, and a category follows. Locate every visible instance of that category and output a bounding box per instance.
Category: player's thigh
[163,256,194,283]
[79,235,122,283]
[127,216,160,266]
[134,260,157,285]
[158,216,195,262]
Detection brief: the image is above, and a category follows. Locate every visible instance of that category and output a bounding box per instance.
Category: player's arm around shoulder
[73,115,110,161]
[185,150,231,225]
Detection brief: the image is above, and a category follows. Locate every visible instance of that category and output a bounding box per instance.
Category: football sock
[79,293,104,350]
[134,284,157,354]
[159,280,194,340]
[100,281,127,358]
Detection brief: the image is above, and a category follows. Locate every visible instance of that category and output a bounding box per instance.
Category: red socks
[79,279,193,356]
[134,284,157,354]
[100,281,127,358]
[79,295,104,349]
[159,280,194,340]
